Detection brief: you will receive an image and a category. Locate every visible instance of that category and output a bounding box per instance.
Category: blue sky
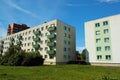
[0,0,120,52]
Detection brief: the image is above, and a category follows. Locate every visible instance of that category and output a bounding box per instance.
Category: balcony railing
[47,42,56,47]
[33,30,41,35]
[33,37,40,42]
[47,34,56,39]
[33,44,40,49]
[47,50,56,55]
[10,38,14,42]
[16,41,22,45]
[47,26,56,32]
[17,35,22,40]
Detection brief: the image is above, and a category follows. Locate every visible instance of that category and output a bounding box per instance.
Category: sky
[0,0,120,52]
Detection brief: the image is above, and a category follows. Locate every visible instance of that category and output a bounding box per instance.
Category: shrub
[0,45,44,66]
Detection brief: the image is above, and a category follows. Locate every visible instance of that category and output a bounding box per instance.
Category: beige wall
[0,19,76,65]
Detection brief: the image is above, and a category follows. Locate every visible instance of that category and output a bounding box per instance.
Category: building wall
[0,20,76,65]
[85,14,120,64]
[7,23,29,35]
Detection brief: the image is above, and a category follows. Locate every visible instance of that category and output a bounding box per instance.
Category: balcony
[47,26,56,32]
[47,50,56,55]
[47,34,56,39]
[33,37,40,42]
[33,44,40,49]
[16,41,22,45]
[17,35,22,40]
[47,42,56,47]
[33,30,41,35]
[10,38,14,42]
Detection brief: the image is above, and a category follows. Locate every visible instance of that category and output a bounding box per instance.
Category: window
[32,36,34,39]
[40,41,43,44]
[64,48,66,51]
[68,41,70,45]
[103,21,108,26]
[97,55,102,60]
[45,47,48,50]
[49,55,54,59]
[41,27,44,31]
[96,38,101,43]
[41,34,44,37]
[29,31,31,34]
[31,49,34,51]
[64,55,66,59]
[45,40,48,43]
[25,32,27,35]
[105,46,110,51]
[96,47,101,51]
[46,26,48,29]
[32,42,34,45]
[25,37,27,41]
[28,43,30,46]
[104,38,109,43]
[24,43,26,46]
[40,48,43,51]
[96,31,100,35]
[106,55,111,60]
[45,33,48,36]
[64,26,67,30]
[68,28,70,32]
[28,37,31,40]
[104,29,109,34]
[95,23,100,27]
[36,28,39,31]
[45,55,47,58]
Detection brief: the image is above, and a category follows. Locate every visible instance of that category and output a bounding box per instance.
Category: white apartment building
[85,14,120,66]
[0,20,76,65]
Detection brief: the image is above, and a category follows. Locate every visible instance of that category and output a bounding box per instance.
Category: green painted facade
[94,21,112,61]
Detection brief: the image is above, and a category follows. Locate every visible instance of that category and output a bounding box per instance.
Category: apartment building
[7,23,29,35]
[85,14,120,66]
[0,20,76,65]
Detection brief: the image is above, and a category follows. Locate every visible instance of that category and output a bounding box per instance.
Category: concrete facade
[0,20,76,65]
[85,14,120,66]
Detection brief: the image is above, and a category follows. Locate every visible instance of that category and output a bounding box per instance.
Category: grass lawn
[0,65,120,80]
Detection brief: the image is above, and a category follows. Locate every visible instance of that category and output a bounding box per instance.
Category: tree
[80,49,86,61]
[0,45,44,66]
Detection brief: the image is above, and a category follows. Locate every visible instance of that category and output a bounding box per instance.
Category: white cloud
[97,0,120,3]
[76,46,85,53]
[3,0,38,19]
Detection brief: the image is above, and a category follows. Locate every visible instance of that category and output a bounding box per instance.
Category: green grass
[0,65,120,80]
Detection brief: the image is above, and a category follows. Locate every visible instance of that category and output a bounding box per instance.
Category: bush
[0,45,44,66]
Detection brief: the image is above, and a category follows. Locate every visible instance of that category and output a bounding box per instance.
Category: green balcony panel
[33,44,40,49]
[47,50,55,55]
[10,38,14,42]
[33,37,40,42]
[47,26,56,32]
[47,42,56,47]
[47,34,56,39]
[16,41,22,45]
[33,30,41,35]
[17,35,22,40]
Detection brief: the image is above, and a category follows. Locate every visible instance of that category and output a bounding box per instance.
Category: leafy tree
[80,49,86,61]
[0,45,44,66]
